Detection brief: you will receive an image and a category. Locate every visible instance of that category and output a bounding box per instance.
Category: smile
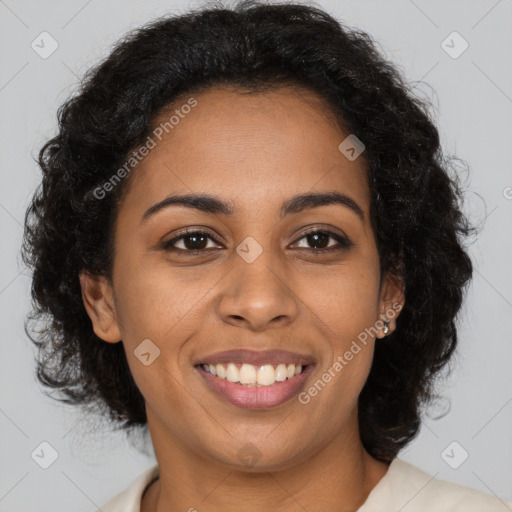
[194,348,316,409]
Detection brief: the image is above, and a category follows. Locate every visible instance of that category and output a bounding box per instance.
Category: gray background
[1,0,511,510]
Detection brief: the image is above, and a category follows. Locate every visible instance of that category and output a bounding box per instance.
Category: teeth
[226,363,240,383]
[216,364,226,379]
[257,365,275,385]
[239,363,256,384]
[275,363,287,382]
[200,362,304,386]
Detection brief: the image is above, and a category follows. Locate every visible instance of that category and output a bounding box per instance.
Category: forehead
[121,86,370,219]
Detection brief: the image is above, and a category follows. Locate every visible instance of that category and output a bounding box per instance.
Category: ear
[376,271,405,339]
[79,270,122,343]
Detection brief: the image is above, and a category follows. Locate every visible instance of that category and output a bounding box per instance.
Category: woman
[21,1,512,511]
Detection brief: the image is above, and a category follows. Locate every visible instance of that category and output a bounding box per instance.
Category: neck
[141,409,390,512]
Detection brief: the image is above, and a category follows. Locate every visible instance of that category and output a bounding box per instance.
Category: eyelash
[161,228,353,255]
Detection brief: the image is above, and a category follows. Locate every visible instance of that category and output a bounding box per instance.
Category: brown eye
[293,230,352,253]
[162,230,222,253]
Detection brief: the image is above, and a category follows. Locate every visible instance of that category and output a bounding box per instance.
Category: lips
[193,348,316,409]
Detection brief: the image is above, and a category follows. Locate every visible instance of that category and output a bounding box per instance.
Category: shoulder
[359,458,512,512]
[92,464,159,512]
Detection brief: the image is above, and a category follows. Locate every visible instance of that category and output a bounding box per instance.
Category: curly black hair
[22,0,474,463]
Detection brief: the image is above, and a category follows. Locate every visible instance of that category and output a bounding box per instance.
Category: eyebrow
[141,191,365,224]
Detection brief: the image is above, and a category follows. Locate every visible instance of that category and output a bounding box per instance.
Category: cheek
[113,263,204,345]
[113,266,202,418]
[301,264,381,335]
[298,261,380,391]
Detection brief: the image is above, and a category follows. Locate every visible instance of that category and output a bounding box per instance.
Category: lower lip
[196,364,315,409]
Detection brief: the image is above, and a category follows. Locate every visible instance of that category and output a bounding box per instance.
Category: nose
[216,252,299,332]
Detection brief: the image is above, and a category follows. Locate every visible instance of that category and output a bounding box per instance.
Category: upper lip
[194,349,316,367]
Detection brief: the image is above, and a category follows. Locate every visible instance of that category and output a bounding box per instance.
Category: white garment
[94,457,512,511]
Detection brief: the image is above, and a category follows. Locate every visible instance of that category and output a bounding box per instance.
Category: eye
[292,229,353,253]
[161,229,223,253]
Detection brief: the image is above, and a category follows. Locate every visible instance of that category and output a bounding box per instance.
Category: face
[80,86,404,471]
